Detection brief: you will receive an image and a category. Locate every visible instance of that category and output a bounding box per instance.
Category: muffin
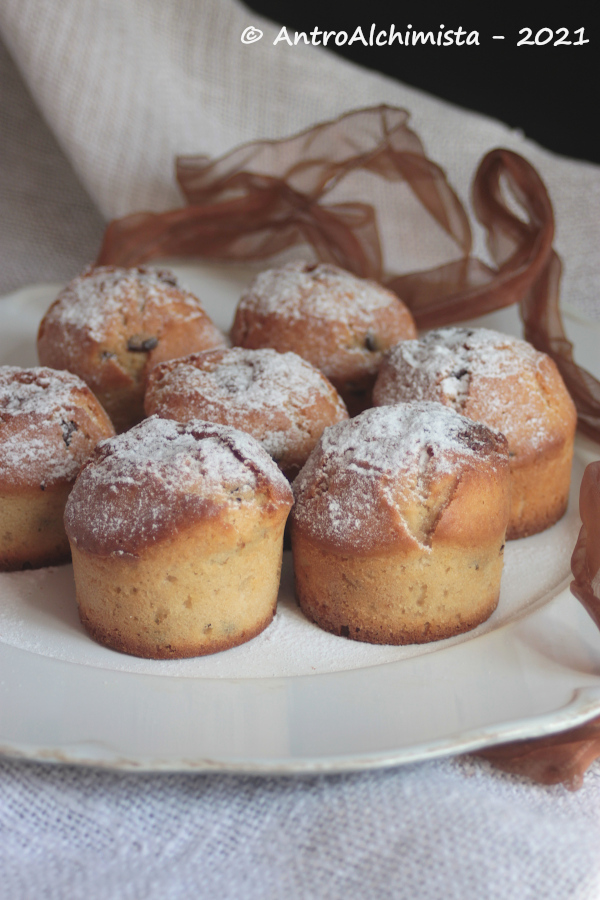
[373,327,577,539]
[0,366,115,571]
[230,261,417,415]
[144,347,349,480]
[291,402,511,644]
[37,265,226,432]
[64,416,294,659]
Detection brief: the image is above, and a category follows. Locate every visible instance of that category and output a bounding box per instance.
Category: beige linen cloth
[1,2,600,899]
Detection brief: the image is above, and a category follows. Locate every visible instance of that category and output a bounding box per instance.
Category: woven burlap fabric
[0,37,104,295]
[1,756,600,900]
[2,3,600,898]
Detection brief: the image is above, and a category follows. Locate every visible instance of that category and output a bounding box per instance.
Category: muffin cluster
[0,259,578,657]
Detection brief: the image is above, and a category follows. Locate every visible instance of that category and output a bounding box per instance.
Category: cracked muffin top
[65,415,293,557]
[291,401,510,554]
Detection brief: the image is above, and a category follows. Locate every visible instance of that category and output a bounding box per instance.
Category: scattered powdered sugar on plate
[0,484,581,677]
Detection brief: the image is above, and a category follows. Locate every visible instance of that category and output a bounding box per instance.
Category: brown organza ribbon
[571,461,600,628]
[96,104,600,786]
[97,104,600,442]
[475,717,600,791]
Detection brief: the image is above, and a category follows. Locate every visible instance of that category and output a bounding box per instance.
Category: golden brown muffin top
[36,266,226,431]
[0,366,115,490]
[145,347,348,478]
[65,416,294,557]
[374,327,577,463]
[230,261,417,385]
[291,401,509,554]
[38,265,223,353]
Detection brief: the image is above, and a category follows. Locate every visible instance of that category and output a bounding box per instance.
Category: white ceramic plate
[1,263,600,773]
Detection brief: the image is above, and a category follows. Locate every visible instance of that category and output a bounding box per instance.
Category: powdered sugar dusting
[379,327,542,406]
[150,348,343,414]
[0,366,106,486]
[82,416,281,496]
[238,261,400,324]
[374,327,573,455]
[46,266,207,343]
[146,348,347,467]
[292,402,506,551]
[65,416,292,555]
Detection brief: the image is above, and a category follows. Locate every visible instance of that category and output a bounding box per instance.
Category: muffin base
[292,533,505,644]
[508,439,574,540]
[71,517,286,658]
[0,486,71,571]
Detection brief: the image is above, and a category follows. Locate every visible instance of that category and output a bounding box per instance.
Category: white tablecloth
[1,4,600,897]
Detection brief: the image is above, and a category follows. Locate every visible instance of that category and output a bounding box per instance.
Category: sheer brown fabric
[476,717,600,790]
[97,106,471,278]
[96,105,600,442]
[571,461,600,629]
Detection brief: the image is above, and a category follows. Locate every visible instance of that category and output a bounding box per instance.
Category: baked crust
[293,533,504,644]
[71,519,285,659]
[37,265,226,432]
[0,366,115,571]
[145,347,348,480]
[231,261,417,415]
[65,417,294,658]
[374,327,577,539]
[65,417,293,557]
[291,402,510,645]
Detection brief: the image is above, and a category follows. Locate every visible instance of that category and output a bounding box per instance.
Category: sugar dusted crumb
[147,347,347,465]
[65,416,293,555]
[292,401,506,551]
[375,327,558,454]
[50,266,206,343]
[238,261,400,325]
[0,366,99,484]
